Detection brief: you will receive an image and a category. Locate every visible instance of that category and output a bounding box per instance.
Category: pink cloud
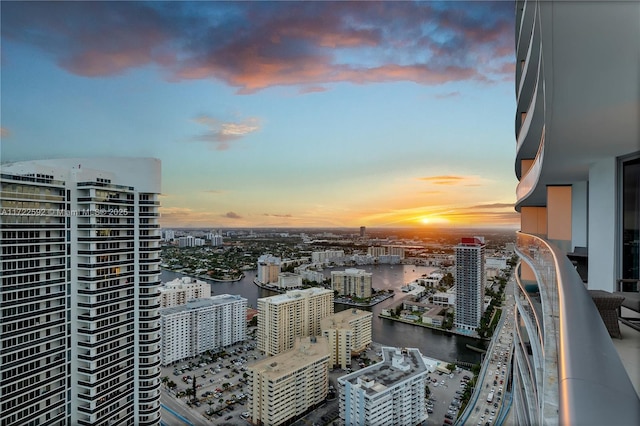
[1,2,514,92]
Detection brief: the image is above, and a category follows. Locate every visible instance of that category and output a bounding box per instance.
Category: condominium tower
[248,336,330,426]
[0,158,162,426]
[159,295,247,365]
[321,309,372,369]
[513,1,639,425]
[338,347,429,426]
[257,288,333,356]
[454,237,485,331]
[331,268,373,299]
[256,254,280,285]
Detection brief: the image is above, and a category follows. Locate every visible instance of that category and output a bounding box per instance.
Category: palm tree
[185,388,194,402]
[161,376,170,388]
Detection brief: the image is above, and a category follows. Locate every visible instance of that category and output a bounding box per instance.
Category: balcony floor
[613,307,640,398]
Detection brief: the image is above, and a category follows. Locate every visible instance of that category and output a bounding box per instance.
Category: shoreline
[252,278,395,307]
[378,313,488,341]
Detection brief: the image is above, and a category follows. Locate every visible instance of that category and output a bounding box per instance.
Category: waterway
[161,264,483,364]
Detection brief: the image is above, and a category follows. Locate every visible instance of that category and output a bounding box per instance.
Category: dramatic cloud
[1,1,514,93]
[263,213,292,218]
[223,211,242,219]
[191,115,260,150]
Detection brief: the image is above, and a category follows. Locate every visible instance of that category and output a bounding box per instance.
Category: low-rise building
[432,292,455,307]
[421,306,445,327]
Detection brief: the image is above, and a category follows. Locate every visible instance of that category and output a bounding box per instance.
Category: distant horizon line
[161,225,520,231]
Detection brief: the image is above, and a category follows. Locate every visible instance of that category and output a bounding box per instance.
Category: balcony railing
[516,232,639,425]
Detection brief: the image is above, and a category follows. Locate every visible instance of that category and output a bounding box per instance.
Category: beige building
[257,288,334,356]
[257,254,281,284]
[159,276,211,308]
[321,309,372,369]
[248,337,330,426]
[331,268,373,299]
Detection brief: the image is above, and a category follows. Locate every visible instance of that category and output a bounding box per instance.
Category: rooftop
[160,294,246,315]
[259,287,332,304]
[338,347,428,396]
[320,309,372,330]
[248,336,330,379]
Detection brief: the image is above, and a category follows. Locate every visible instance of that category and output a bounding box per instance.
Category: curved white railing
[516,232,640,425]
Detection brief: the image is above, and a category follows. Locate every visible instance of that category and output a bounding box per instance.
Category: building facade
[512,1,639,425]
[331,268,373,299]
[321,309,373,369]
[159,295,247,365]
[248,337,330,426]
[338,347,429,426]
[159,276,211,308]
[257,288,333,356]
[256,254,281,285]
[0,158,162,426]
[311,250,345,265]
[277,272,302,289]
[454,237,485,331]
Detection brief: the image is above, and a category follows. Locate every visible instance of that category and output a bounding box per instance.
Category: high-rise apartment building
[248,336,330,426]
[159,276,211,308]
[311,249,345,265]
[257,288,333,356]
[513,1,639,424]
[159,295,247,365]
[0,158,162,426]
[338,347,429,426]
[321,309,372,369]
[256,254,281,284]
[331,268,373,299]
[454,237,485,331]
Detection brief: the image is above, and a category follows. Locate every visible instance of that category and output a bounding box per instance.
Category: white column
[588,157,617,291]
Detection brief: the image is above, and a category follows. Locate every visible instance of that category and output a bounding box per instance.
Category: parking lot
[423,367,473,426]
[160,335,472,426]
[160,326,264,425]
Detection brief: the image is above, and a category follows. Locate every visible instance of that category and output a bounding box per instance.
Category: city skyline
[1,1,518,229]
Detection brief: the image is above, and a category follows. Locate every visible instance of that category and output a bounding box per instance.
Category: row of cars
[440,374,473,425]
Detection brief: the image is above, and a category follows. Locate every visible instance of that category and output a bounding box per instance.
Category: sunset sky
[1,1,518,229]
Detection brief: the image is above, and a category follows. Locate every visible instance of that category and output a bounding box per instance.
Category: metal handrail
[517,232,640,425]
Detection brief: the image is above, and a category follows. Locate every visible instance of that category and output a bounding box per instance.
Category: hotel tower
[0,158,162,426]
